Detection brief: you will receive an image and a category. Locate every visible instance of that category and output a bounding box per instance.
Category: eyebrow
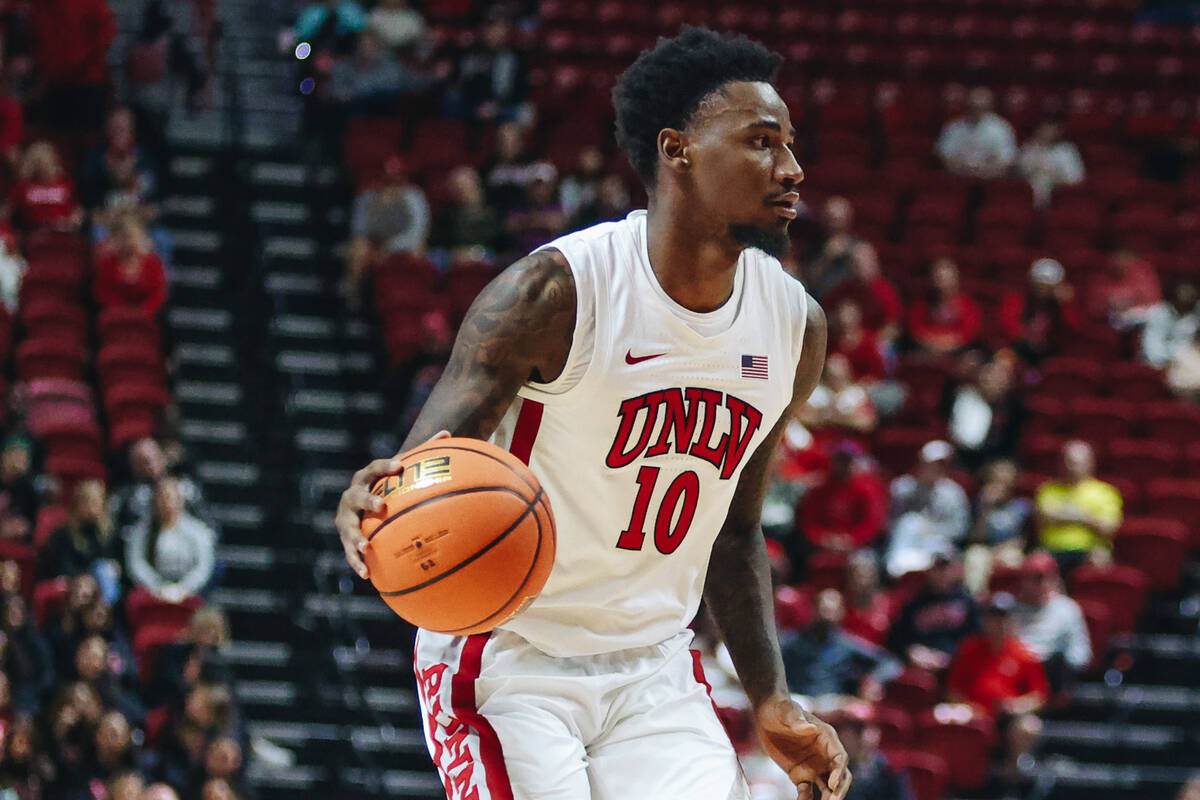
[745,119,795,139]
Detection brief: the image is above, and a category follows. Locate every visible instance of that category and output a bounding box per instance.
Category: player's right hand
[335,430,451,579]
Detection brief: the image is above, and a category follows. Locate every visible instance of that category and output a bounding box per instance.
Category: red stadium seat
[16,338,87,381]
[343,116,404,188]
[382,315,426,366]
[27,378,96,438]
[33,504,68,549]
[38,419,104,463]
[373,252,439,296]
[774,585,814,633]
[1020,433,1067,476]
[1076,599,1112,672]
[804,549,849,594]
[24,229,87,262]
[1037,357,1103,398]
[1144,479,1200,546]
[1142,402,1200,443]
[1107,362,1169,401]
[126,585,203,633]
[20,298,89,346]
[888,750,949,800]
[874,427,940,476]
[1069,564,1149,634]
[1105,438,1180,483]
[97,307,160,350]
[32,577,68,628]
[44,456,106,499]
[882,668,940,716]
[1113,520,1189,590]
[915,706,997,790]
[97,343,167,389]
[133,623,184,688]
[1024,395,1068,437]
[445,261,500,322]
[1067,396,1138,441]
[873,706,914,754]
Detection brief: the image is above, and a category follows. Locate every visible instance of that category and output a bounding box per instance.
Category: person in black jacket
[829,703,914,800]
[887,545,980,672]
[39,480,121,581]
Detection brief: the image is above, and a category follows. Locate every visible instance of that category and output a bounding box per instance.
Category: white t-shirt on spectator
[936,113,1017,172]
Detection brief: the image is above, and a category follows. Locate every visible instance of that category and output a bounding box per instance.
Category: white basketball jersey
[490,211,808,657]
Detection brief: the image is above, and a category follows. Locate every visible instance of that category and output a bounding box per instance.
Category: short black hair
[612,27,783,189]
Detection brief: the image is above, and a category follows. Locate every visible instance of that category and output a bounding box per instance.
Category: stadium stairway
[166,141,443,798]
[1025,564,1200,800]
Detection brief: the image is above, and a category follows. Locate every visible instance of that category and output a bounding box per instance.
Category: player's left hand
[755,696,851,800]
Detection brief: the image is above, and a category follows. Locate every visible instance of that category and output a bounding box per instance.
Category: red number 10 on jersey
[615,466,700,554]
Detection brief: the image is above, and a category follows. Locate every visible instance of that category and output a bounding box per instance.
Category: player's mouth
[769,192,800,219]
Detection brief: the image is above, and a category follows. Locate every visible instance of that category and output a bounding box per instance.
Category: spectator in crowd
[998,258,1082,364]
[200,737,252,800]
[946,592,1047,786]
[571,173,632,230]
[558,146,606,221]
[503,162,568,254]
[73,635,145,725]
[293,0,367,55]
[445,14,529,124]
[430,165,502,257]
[83,709,141,786]
[89,142,168,261]
[803,196,862,299]
[963,459,1031,593]
[28,0,116,134]
[154,683,236,791]
[1014,552,1092,688]
[1018,119,1085,207]
[45,573,104,676]
[0,716,52,796]
[111,437,205,533]
[483,123,540,217]
[149,607,233,713]
[830,299,886,382]
[109,771,146,800]
[40,480,121,582]
[827,703,914,800]
[329,30,434,114]
[886,441,971,578]
[947,355,1026,472]
[367,0,426,53]
[93,215,168,316]
[1035,440,1122,577]
[908,257,982,355]
[344,155,430,298]
[7,142,83,231]
[935,86,1017,179]
[781,589,902,701]
[888,545,980,671]
[1166,325,1200,399]
[796,441,887,554]
[0,233,27,314]
[2,594,56,714]
[798,354,878,442]
[824,243,902,345]
[144,783,182,800]
[1177,775,1200,800]
[842,550,897,647]
[82,107,152,208]
[1085,247,1162,327]
[1141,281,1199,368]
[0,435,38,544]
[125,477,217,604]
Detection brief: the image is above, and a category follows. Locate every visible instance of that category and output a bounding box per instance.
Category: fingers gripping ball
[361,437,556,635]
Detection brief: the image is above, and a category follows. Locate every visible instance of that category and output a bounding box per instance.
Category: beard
[728,223,791,259]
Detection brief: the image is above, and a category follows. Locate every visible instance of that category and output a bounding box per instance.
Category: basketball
[360,437,556,635]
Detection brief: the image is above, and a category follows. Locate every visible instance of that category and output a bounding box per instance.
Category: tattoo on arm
[703,295,827,709]
[402,249,576,449]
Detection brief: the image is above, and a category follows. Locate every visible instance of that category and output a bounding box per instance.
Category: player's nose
[776,147,804,186]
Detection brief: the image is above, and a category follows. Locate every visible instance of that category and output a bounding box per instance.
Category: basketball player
[336,28,851,800]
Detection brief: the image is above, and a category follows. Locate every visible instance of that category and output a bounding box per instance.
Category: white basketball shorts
[413,628,750,800]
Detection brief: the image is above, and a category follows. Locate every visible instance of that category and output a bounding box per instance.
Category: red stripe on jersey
[451,633,514,800]
[508,399,545,466]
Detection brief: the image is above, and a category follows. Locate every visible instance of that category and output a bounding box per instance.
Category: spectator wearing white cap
[885,441,971,578]
[997,258,1082,364]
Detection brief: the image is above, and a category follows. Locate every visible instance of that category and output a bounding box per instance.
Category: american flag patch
[741,354,768,379]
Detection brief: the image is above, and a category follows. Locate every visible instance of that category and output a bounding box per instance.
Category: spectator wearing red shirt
[29,0,117,133]
[824,243,903,342]
[7,142,83,231]
[1085,248,1162,326]
[842,550,896,647]
[797,444,887,553]
[831,299,886,380]
[909,257,982,355]
[997,258,1082,364]
[93,216,167,315]
[947,592,1047,785]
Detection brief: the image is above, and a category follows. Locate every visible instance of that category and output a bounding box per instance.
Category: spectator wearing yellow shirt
[1035,440,1122,578]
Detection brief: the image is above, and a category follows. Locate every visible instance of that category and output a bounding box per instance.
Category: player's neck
[645,202,740,314]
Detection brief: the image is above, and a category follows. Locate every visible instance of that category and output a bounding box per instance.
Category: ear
[657,128,691,174]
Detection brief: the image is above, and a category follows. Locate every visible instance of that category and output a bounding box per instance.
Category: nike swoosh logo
[625,349,666,365]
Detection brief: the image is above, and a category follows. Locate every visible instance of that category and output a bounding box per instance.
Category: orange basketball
[360,437,556,635]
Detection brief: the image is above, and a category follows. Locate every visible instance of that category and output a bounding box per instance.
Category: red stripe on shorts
[451,633,514,800]
[508,399,544,466]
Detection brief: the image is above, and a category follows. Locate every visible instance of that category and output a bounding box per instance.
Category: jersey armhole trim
[524,244,599,398]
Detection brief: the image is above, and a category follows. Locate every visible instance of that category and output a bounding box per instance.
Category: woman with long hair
[40,480,118,582]
[7,142,82,230]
